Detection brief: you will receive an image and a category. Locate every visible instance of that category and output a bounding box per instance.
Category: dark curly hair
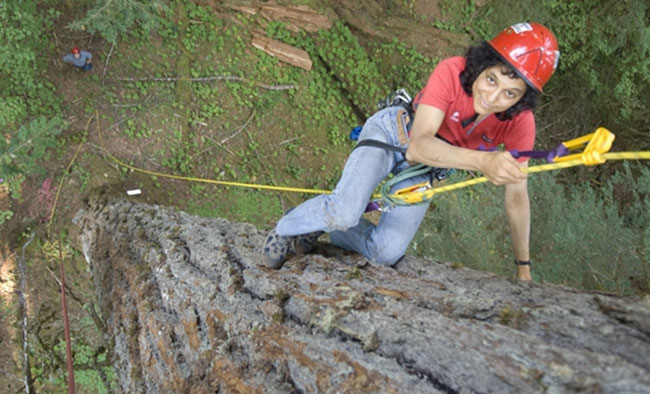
[459,42,538,121]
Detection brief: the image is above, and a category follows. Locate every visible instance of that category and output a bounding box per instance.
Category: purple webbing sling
[509,144,570,163]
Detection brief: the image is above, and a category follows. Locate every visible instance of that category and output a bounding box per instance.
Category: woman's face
[472,64,527,116]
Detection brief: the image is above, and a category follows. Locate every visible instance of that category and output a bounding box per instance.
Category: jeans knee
[372,252,403,267]
[324,198,362,231]
[367,243,406,267]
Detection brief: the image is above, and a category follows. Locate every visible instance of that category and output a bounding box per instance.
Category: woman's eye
[504,91,514,98]
[487,76,495,84]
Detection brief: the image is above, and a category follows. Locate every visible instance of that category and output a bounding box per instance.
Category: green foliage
[0,0,62,199]
[433,0,490,37]
[264,21,359,148]
[0,210,14,228]
[412,163,650,296]
[1,116,64,198]
[370,38,437,96]
[69,0,168,44]
[411,171,512,276]
[184,2,225,51]
[1,117,63,173]
[162,135,197,175]
[0,1,60,123]
[49,341,117,393]
[187,187,282,225]
[315,21,388,117]
[541,0,650,116]
[29,339,116,393]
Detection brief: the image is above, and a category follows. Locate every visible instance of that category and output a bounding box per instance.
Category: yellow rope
[103,148,650,203]
[109,155,331,195]
[97,121,331,195]
[408,152,650,202]
[97,120,650,204]
[603,151,650,160]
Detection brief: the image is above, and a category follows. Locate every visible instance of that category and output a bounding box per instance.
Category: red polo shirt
[413,57,535,162]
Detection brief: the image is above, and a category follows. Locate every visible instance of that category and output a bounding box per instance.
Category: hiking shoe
[294,231,324,254]
[262,228,295,269]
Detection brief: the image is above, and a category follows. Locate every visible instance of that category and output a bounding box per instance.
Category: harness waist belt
[354,139,407,153]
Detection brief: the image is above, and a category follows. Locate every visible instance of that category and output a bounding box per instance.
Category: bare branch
[192,109,256,160]
[219,108,256,145]
[112,75,296,90]
[102,39,116,85]
[279,136,301,145]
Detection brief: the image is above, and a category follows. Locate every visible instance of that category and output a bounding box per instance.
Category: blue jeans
[276,106,432,266]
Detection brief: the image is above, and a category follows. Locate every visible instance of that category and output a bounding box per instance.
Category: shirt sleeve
[413,57,462,114]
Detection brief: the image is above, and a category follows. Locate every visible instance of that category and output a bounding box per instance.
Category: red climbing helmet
[488,22,559,93]
[71,47,80,55]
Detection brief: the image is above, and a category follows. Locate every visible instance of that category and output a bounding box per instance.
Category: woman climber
[262,23,560,281]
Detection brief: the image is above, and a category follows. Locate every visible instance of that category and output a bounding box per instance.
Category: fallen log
[225,3,332,33]
[251,34,313,71]
[74,198,650,393]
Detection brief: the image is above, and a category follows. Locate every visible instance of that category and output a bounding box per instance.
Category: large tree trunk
[74,198,650,393]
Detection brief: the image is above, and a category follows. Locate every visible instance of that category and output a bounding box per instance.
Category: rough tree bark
[74,197,650,394]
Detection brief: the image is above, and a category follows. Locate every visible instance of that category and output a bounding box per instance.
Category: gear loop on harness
[377,88,413,112]
[353,88,455,211]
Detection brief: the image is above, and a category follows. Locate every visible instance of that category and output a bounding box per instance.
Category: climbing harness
[353,138,407,154]
[377,88,413,113]
[376,164,454,208]
[351,88,453,210]
[350,89,416,151]
[377,88,416,132]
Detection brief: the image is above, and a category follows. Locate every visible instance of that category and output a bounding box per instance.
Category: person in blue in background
[63,47,93,71]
